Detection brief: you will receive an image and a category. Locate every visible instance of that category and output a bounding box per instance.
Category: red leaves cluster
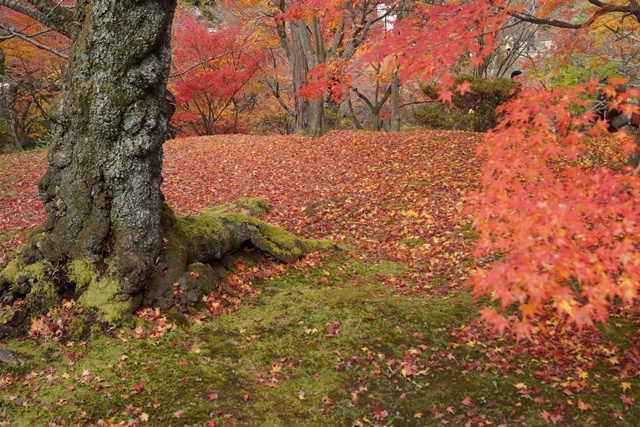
[369,2,507,86]
[298,60,352,103]
[170,9,260,136]
[471,83,640,336]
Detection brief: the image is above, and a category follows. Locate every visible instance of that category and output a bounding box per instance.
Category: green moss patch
[1,254,639,426]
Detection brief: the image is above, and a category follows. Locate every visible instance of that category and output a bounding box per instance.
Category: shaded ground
[0,131,638,426]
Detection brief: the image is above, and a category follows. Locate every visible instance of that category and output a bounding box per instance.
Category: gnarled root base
[0,199,335,337]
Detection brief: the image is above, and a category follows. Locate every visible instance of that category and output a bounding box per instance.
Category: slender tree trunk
[372,108,380,131]
[291,23,309,133]
[390,69,401,132]
[346,95,364,130]
[0,47,22,153]
[296,20,326,136]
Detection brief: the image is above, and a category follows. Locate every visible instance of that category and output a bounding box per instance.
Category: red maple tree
[170,8,260,135]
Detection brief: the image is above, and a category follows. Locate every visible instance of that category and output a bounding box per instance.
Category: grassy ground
[1,249,639,427]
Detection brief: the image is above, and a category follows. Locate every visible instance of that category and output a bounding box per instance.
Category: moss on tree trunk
[0,1,334,337]
[0,199,334,333]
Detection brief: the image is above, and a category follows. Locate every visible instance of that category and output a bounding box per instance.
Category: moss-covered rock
[75,271,142,325]
[143,200,335,312]
[0,259,59,338]
[218,212,335,263]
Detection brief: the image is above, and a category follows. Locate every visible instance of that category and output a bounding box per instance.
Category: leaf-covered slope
[162,130,483,291]
[2,130,483,290]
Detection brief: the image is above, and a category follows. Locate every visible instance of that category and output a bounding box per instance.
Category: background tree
[0,4,68,149]
[255,46,296,134]
[271,0,397,136]
[170,9,260,135]
[0,46,20,152]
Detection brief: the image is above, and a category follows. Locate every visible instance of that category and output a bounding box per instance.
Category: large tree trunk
[0,1,332,337]
[0,0,175,332]
[38,0,175,289]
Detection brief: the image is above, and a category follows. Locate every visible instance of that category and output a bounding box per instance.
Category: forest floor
[0,131,639,426]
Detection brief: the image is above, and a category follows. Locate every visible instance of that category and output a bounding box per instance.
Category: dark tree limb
[491,0,640,29]
[0,0,76,38]
[0,23,69,58]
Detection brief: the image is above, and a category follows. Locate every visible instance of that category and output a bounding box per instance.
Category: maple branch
[169,45,251,79]
[270,0,292,60]
[312,15,325,63]
[350,83,392,115]
[258,49,294,117]
[327,16,344,60]
[0,0,75,38]
[265,78,294,117]
[345,2,396,60]
[0,23,68,59]
[500,1,639,29]
[399,100,432,108]
[379,84,393,109]
[351,86,376,111]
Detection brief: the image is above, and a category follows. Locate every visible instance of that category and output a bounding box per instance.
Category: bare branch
[0,23,68,59]
[0,0,75,38]
[351,86,376,111]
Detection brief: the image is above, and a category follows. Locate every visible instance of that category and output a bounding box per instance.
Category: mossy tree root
[142,201,335,311]
[0,199,335,336]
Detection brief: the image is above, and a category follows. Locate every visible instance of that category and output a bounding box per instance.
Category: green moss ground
[0,253,639,426]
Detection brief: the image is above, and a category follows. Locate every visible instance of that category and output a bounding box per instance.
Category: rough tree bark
[296,20,326,137]
[0,47,21,153]
[390,69,401,132]
[0,0,177,334]
[290,22,310,134]
[0,1,332,337]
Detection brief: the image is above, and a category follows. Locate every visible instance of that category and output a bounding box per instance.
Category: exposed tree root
[0,198,336,337]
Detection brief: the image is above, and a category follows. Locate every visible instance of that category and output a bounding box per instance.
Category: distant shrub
[326,103,351,130]
[414,75,516,132]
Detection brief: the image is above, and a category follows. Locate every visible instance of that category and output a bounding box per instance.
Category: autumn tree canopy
[371,0,640,336]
